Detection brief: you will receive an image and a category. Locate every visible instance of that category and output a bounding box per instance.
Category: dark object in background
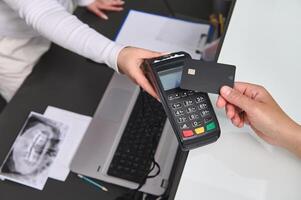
[0,95,6,113]
[213,0,233,17]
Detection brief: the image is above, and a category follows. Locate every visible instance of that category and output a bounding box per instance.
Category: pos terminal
[142,52,220,151]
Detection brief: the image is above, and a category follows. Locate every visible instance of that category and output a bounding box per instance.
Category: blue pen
[77,174,108,192]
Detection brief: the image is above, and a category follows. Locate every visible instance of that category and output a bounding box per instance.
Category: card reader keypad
[167,89,217,139]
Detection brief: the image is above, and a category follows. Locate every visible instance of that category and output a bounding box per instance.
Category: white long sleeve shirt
[0,0,124,71]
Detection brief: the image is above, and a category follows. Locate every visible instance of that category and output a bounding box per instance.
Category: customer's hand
[117,47,161,100]
[216,82,301,156]
[86,0,124,20]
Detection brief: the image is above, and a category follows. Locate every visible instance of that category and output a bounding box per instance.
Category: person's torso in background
[0,0,76,38]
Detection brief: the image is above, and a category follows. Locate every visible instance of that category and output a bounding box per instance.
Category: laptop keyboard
[107,91,166,183]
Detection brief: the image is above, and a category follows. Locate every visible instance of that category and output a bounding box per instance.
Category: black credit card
[180,59,236,94]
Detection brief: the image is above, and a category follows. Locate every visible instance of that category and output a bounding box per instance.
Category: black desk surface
[0,0,212,199]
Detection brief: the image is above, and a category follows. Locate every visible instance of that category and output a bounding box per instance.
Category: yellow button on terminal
[195,127,205,134]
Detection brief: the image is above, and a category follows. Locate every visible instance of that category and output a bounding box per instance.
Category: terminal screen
[158,66,183,91]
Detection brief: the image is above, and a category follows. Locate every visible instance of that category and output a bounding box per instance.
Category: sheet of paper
[0,112,68,190]
[116,10,210,59]
[44,106,92,181]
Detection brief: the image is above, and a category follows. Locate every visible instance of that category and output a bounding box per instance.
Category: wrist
[283,122,301,157]
[104,43,126,73]
[293,124,301,157]
[117,46,131,74]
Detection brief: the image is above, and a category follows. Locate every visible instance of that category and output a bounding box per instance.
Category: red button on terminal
[182,130,194,138]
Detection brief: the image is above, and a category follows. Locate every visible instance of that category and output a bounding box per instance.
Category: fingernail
[221,86,232,96]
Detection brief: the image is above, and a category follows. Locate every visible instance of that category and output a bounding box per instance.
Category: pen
[218,13,224,36]
[77,174,108,192]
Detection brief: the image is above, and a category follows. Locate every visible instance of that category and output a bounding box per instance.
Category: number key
[174,93,180,99]
[174,109,184,116]
[195,96,205,103]
[198,103,207,110]
[168,93,180,101]
[186,106,196,113]
[183,100,193,107]
[192,121,202,127]
[172,102,182,109]
[204,117,213,123]
[189,114,199,120]
[181,92,188,98]
[180,123,189,129]
[188,91,194,96]
[177,117,187,123]
[200,109,210,117]
[168,94,175,101]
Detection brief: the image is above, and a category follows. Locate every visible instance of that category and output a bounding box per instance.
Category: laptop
[71,73,178,196]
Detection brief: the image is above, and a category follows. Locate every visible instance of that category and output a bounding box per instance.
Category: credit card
[180,59,236,94]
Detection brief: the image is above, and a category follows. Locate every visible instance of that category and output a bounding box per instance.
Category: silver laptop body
[71,73,178,195]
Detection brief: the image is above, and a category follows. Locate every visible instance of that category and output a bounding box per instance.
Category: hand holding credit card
[180,59,236,94]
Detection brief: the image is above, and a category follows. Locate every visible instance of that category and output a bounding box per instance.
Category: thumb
[220,86,254,112]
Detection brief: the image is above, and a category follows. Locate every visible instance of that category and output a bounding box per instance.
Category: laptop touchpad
[97,88,133,122]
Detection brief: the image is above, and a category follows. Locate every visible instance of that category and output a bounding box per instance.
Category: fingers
[216,95,227,108]
[87,0,124,19]
[218,82,265,107]
[244,116,250,125]
[217,82,272,129]
[221,85,256,127]
[231,115,240,127]
[88,6,108,20]
[96,0,124,11]
[234,82,270,102]
[226,103,236,119]
[134,49,163,100]
[216,82,252,108]
[133,69,159,100]
[117,47,162,100]
[98,4,124,11]
[223,101,246,127]
[229,110,245,128]
[138,48,162,59]
[109,0,125,6]
[235,112,245,128]
[126,47,164,59]
[220,85,254,112]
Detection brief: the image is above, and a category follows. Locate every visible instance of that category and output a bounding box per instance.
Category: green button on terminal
[206,122,216,131]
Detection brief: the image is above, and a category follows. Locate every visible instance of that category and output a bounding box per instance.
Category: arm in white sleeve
[76,0,95,6]
[3,0,124,72]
